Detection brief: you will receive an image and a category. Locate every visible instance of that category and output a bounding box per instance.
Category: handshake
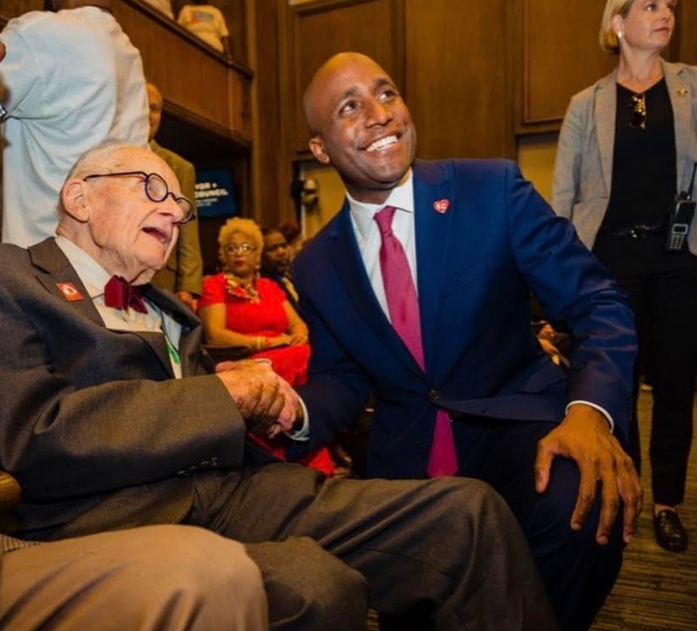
[214,360,301,438]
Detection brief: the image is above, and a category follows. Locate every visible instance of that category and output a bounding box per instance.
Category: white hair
[65,142,137,181]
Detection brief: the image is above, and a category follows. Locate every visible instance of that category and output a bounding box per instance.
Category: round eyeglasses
[225,243,257,255]
[83,171,196,224]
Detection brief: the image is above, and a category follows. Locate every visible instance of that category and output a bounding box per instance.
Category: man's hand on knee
[534,404,643,545]
[216,360,299,437]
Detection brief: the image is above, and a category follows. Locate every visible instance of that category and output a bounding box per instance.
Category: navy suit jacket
[292,159,637,479]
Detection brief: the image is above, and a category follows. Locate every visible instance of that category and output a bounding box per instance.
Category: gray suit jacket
[552,60,697,254]
[0,238,260,543]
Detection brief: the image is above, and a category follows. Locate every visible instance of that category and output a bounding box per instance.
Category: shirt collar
[347,169,414,241]
[55,235,113,299]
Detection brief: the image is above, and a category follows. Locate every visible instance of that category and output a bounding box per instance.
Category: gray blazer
[552,60,697,254]
[0,238,273,544]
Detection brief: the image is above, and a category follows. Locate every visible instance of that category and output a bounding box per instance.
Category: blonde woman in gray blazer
[553,0,696,554]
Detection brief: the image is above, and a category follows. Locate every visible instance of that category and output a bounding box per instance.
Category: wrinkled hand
[535,404,643,545]
[215,360,299,437]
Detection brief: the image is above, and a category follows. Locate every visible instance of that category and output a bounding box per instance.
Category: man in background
[0,0,148,247]
[261,227,299,309]
[147,81,203,309]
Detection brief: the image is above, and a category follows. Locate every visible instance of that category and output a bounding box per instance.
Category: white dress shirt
[347,170,417,316]
[345,171,615,430]
[55,237,182,379]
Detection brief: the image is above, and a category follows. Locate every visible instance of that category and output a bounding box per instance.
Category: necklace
[223,271,260,302]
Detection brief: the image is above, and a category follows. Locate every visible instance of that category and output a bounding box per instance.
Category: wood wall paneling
[405,0,512,160]
[0,0,42,24]
[676,1,697,65]
[219,0,249,64]
[520,0,615,129]
[288,0,404,156]
[113,1,253,143]
[253,0,293,226]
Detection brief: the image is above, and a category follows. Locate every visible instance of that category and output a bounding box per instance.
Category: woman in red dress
[199,218,333,474]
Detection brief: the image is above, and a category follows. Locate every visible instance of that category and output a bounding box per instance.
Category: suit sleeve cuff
[566,400,615,433]
[285,396,310,441]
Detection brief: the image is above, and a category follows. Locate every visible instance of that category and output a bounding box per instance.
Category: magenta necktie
[374,206,458,477]
[104,275,147,314]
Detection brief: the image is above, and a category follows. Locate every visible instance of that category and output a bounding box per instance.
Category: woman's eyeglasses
[83,171,196,224]
[225,243,257,255]
[629,93,646,131]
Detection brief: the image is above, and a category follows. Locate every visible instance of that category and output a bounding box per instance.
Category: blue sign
[195,169,237,217]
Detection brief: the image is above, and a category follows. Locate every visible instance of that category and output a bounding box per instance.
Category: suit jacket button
[428,389,440,401]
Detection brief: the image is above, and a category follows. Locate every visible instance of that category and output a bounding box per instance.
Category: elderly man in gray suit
[0,143,559,631]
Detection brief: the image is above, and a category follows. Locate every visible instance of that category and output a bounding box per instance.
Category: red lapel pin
[433,199,450,214]
[57,282,84,302]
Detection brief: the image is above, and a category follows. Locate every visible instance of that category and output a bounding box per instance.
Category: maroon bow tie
[104,275,147,314]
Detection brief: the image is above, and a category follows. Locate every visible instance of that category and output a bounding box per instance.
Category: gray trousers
[0,525,268,631]
[187,464,560,631]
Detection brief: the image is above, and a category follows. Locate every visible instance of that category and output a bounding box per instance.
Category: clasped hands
[215,360,299,439]
[535,404,643,545]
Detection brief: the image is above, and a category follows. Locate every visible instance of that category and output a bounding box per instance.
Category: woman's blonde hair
[217,217,263,268]
[599,0,636,55]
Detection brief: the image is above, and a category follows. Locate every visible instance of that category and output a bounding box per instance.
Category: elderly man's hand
[215,360,298,437]
[534,404,643,545]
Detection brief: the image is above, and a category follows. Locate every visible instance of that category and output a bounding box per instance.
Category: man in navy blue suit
[292,52,643,631]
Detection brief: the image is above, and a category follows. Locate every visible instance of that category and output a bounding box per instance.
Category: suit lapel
[595,70,617,197]
[328,202,422,374]
[663,61,695,193]
[142,285,203,377]
[413,161,453,374]
[29,239,202,378]
[29,239,103,326]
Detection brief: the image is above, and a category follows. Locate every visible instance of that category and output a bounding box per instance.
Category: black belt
[609,223,665,239]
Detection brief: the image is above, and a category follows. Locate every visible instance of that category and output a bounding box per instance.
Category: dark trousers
[452,419,624,631]
[186,464,559,631]
[594,234,697,505]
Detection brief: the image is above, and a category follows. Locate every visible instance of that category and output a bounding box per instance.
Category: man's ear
[61,179,90,222]
[308,135,331,165]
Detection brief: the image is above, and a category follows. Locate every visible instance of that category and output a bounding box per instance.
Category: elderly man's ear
[61,180,91,223]
[308,135,331,165]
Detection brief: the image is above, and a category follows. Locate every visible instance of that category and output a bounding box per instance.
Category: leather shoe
[654,509,688,552]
